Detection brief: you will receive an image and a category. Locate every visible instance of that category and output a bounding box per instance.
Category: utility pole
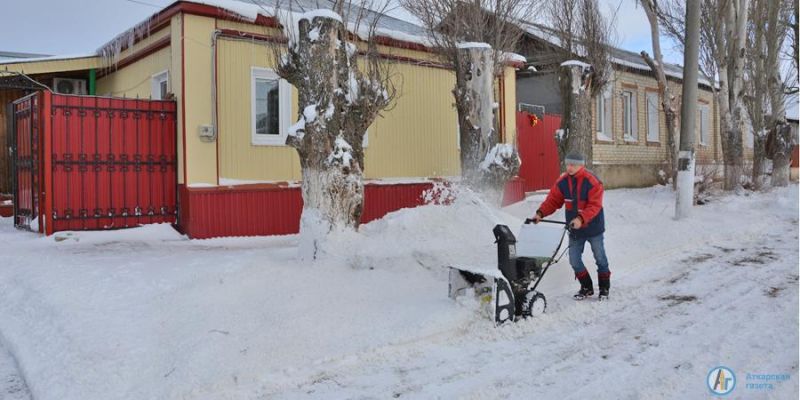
[675,0,700,220]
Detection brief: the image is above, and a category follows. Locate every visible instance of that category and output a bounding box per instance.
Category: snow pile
[316,188,520,272]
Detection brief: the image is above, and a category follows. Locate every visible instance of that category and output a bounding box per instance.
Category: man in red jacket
[531,152,611,300]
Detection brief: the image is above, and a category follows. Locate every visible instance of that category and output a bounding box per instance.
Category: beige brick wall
[590,70,721,168]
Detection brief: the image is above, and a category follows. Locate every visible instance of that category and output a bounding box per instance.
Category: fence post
[41,91,53,235]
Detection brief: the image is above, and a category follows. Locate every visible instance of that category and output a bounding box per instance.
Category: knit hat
[565,152,586,165]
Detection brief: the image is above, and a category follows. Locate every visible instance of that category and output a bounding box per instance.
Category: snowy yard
[0,184,797,399]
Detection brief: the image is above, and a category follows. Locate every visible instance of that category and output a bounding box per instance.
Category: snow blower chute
[448,220,569,325]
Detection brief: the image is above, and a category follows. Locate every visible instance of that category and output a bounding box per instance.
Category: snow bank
[316,188,521,272]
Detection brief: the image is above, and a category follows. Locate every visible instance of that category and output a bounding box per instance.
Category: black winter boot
[598,271,611,301]
[573,270,594,300]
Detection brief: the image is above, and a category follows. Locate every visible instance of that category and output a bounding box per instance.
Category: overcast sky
[0,0,676,61]
[0,0,795,116]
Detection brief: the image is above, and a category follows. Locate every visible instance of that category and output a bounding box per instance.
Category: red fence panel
[46,93,177,233]
[361,182,433,223]
[516,112,562,192]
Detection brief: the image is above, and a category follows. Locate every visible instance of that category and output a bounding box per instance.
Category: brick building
[515,23,734,188]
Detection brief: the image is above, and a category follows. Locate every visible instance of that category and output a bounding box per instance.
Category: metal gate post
[41,91,53,235]
[7,101,16,220]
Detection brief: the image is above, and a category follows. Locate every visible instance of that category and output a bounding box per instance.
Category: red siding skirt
[177,179,526,239]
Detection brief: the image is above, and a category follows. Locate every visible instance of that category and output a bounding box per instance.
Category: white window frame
[646,91,660,142]
[699,103,710,146]
[251,67,292,146]
[622,89,638,142]
[151,70,169,100]
[596,87,613,141]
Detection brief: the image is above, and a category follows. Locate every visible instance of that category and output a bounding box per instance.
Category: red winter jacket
[536,167,605,238]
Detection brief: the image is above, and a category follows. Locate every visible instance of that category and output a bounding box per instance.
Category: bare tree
[270,1,396,258]
[639,0,680,188]
[743,0,792,188]
[546,0,614,170]
[659,0,750,191]
[400,0,536,194]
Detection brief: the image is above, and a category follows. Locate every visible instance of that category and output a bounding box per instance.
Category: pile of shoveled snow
[316,189,522,275]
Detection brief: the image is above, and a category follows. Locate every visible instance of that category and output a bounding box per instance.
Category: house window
[151,70,169,100]
[646,91,659,142]
[596,88,613,141]
[622,90,638,141]
[699,103,710,145]
[251,67,291,146]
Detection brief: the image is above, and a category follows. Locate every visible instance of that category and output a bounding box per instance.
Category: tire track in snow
[264,220,799,399]
[0,339,31,400]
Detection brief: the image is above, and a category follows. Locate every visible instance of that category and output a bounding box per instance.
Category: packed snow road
[0,185,796,399]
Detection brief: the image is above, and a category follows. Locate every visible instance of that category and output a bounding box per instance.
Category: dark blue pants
[568,233,610,276]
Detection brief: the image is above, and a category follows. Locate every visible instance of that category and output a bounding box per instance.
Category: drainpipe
[207,29,222,142]
[88,69,96,95]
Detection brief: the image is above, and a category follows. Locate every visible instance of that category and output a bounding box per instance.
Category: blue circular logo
[707,366,736,395]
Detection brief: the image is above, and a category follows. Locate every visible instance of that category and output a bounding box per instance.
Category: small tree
[271,1,396,258]
[546,0,614,170]
[400,0,536,195]
[742,0,793,188]
[639,0,681,188]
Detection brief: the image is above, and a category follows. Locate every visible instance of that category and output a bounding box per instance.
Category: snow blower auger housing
[448,221,569,325]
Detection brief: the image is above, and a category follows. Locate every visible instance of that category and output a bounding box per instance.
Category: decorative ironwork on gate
[11,93,40,231]
[11,91,178,235]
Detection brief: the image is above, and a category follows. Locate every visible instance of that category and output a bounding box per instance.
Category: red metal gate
[11,92,177,235]
[11,93,41,231]
[516,112,562,192]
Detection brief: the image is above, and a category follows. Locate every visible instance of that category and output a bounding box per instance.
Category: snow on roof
[521,21,715,88]
[0,51,51,60]
[560,59,591,69]
[96,0,432,58]
[0,53,98,66]
[456,42,492,49]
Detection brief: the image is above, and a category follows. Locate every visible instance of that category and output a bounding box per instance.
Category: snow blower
[448,220,570,325]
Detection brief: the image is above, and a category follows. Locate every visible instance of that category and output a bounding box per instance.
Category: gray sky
[1,0,795,116]
[0,0,676,62]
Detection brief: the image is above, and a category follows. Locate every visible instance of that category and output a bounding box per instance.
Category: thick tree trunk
[455,45,497,182]
[454,44,519,197]
[557,61,594,170]
[277,12,389,259]
[715,0,749,191]
[769,123,793,186]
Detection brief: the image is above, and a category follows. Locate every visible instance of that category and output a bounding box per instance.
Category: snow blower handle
[523,218,566,225]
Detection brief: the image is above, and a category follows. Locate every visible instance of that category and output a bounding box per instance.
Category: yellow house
[0,0,519,238]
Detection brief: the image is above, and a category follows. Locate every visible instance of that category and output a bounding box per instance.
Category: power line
[120,0,164,8]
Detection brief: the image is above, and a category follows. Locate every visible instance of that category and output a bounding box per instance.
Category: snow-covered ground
[0,184,797,399]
